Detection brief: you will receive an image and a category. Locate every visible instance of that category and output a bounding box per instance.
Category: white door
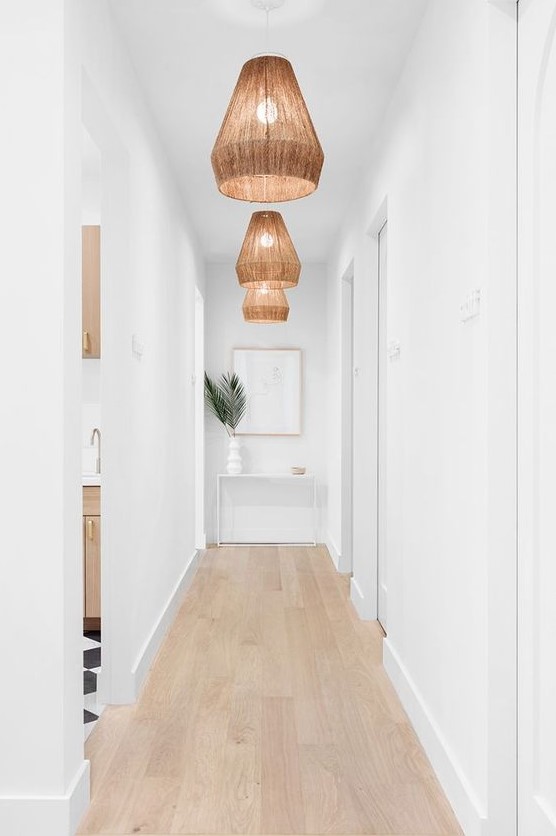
[518,1,556,832]
[377,222,388,629]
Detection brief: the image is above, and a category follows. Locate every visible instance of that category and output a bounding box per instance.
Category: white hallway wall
[0,1,85,833]
[327,1,517,835]
[80,0,205,703]
[0,1,204,832]
[204,262,327,545]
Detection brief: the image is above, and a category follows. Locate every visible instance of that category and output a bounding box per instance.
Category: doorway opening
[81,126,104,739]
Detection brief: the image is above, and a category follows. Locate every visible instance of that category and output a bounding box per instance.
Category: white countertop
[82,473,101,487]
[217,472,312,478]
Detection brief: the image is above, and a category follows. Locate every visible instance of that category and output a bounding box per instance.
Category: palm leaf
[204,372,230,432]
[219,372,248,435]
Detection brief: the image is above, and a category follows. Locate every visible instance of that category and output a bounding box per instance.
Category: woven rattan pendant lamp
[236,210,301,289]
[211,2,324,202]
[242,287,289,323]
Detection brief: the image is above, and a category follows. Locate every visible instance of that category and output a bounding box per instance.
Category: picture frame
[233,348,302,436]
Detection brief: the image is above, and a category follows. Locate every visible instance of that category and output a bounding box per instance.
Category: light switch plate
[388,340,401,361]
[460,289,481,322]
[132,334,144,359]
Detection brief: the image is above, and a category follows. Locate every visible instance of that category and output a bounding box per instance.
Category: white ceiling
[109,0,428,264]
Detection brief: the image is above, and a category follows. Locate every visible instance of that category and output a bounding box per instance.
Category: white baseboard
[325,533,353,575]
[350,575,375,620]
[383,639,488,836]
[70,760,90,834]
[325,532,341,570]
[0,759,90,836]
[131,549,201,696]
[337,552,352,574]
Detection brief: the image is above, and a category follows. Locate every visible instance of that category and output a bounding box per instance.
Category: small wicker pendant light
[242,287,289,323]
[211,54,324,202]
[236,210,301,289]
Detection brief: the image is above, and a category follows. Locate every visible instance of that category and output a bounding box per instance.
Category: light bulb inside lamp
[259,232,274,248]
[256,97,278,125]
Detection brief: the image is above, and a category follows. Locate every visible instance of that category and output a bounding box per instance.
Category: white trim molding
[131,549,202,696]
[350,575,374,620]
[485,0,518,832]
[325,532,341,571]
[0,760,90,836]
[384,640,488,836]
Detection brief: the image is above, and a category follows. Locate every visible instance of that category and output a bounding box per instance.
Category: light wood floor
[78,546,462,836]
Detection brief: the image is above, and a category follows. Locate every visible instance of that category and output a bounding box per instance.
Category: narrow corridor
[79,547,460,835]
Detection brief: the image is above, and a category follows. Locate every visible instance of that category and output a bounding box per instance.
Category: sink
[82,472,101,487]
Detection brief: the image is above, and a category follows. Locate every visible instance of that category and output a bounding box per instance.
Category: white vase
[226,436,242,474]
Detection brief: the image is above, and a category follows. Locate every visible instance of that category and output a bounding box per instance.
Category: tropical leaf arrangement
[204,371,248,437]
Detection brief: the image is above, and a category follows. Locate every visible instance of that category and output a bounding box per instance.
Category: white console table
[216,473,318,546]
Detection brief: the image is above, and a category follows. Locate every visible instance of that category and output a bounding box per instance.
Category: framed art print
[233,348,302,435]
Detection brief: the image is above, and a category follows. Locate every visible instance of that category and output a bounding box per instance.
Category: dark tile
[84,669,97,695]
[84,709,98,724]
[83,647,101,669]
[84,630,101,643]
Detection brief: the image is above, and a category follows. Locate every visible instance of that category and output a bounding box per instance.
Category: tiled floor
[83,630,104,740]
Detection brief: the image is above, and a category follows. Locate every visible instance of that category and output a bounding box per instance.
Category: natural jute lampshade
[236,211,301,289]
[211,54,324,202]
[242,288,289,323]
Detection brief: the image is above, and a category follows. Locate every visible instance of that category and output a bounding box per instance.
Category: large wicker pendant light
[242,287,289,323]
[236,210,301,289]
[211,53,324,202]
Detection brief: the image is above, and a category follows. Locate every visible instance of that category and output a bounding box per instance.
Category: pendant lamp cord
[265,7,270,53]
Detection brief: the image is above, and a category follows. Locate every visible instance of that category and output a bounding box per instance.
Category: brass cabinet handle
[87,519,94,541]
[83,330,90,353]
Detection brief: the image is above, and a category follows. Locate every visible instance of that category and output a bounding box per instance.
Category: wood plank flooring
[78,546,462,836]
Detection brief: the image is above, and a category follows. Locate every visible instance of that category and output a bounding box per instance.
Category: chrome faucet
[90,427,101,474]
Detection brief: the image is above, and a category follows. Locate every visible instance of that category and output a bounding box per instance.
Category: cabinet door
[84,515,101,618]
[82,225,101,358]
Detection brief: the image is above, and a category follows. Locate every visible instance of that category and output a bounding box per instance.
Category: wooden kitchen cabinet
[83,487,101,630]
[82,225,101,358]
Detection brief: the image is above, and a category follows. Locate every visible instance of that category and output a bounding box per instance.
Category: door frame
[376,219,388,630]
[485,1,518,833]
[367,198,388,623]
[194,286,206,550]
[516,0,556,832]
[340,261,354,574]
[350,199,388,621]
[82,70,134,706]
